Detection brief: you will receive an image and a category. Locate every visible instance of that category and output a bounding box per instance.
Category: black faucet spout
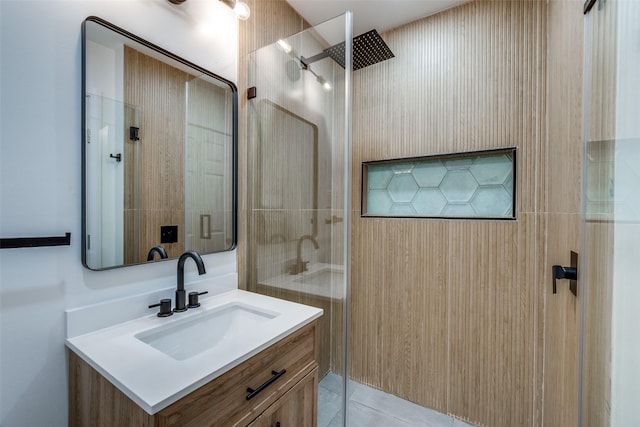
[175,250,206,312]
[146,245,168,261]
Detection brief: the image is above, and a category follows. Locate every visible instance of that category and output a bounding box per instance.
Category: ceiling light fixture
[219,0,251,20]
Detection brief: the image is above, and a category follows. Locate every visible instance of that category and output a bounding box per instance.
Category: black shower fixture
[301,29,395,71]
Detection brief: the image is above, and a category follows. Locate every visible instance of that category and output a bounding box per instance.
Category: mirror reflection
[255,100,318,244]
[82,17,237,270]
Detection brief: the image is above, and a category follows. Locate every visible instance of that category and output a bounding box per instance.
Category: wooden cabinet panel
[249,368,318,427]
[68,350,155,427]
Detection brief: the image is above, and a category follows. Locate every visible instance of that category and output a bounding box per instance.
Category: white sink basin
[136,303,279,361]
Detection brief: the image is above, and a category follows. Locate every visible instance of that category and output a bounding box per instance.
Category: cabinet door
[250,368,318,427]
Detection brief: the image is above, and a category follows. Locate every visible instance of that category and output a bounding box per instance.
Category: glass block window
[362,148,516,219]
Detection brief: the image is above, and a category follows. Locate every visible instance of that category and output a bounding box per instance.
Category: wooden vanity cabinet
[68,321,319,427]
[248,368,318,427]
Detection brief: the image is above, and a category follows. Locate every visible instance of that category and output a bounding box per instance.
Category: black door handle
[552,251,579,296]
[553,265,577,293]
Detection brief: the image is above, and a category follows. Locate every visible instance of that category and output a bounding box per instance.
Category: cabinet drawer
[156,321,318,427]
[249,368,318,427]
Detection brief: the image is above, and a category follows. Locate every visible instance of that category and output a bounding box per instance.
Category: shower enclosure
[580,0,640,425]
[246,13,352,426]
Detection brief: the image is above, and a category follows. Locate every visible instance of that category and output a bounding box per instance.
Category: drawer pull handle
[246,369,286,400]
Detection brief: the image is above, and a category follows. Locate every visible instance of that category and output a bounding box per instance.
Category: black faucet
[175,250,206,312]
[146,245,168,261]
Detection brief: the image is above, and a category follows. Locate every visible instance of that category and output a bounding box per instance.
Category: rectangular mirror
[82,17,237,270]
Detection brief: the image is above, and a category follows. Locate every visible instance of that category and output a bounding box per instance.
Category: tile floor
[318,373,475,427]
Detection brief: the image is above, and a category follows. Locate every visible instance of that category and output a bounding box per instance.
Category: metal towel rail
[0,232,71,249]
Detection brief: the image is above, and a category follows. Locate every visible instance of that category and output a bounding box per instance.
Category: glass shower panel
[581,1,640,426]
[247,13,351,427]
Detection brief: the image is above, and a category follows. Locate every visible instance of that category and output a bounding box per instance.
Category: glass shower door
[246,12,352,427]
[580,1,640,425]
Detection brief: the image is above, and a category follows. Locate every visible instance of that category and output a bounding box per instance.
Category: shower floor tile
[319,373,475,427]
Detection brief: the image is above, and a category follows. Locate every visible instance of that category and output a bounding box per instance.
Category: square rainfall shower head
[301,29,395,71]
[325,29,394,71]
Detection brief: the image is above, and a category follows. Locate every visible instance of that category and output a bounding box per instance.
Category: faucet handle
[188,291,209,308]
[148,298,173,317]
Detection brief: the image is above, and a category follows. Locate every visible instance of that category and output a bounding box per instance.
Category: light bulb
[234,1,250,20]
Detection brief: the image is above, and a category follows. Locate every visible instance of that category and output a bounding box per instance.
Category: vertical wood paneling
[241,2,588,426]
[543,0,585,426]
[546,0,584,215]
[124,46,188,261]
[238,0,309,291]
[542,214,581,426]
[351,1,545,215]
[350,1,548,426]
[447,215,543,426]
[350,219,449,410]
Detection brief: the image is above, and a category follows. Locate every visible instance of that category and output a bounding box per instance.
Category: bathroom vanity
[66,289,322,426]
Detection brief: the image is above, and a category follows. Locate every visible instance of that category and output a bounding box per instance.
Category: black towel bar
[0,232,71,249]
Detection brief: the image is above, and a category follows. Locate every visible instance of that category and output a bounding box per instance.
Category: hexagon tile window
[362,148,516,219]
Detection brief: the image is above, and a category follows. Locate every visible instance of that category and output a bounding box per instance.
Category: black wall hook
[109,153,122,162]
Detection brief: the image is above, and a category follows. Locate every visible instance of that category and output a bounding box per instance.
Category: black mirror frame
[81,16,238,270]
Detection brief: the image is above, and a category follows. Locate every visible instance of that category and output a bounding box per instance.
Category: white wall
[0,1,238,426]
[611,1,640,425]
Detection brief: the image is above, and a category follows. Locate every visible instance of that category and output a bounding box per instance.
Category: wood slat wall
[350,1,547,426]
[239,1,588,426]
[543,0,585,426]
[124,46,188,261]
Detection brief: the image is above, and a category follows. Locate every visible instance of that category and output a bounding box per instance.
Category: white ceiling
[286,0,470,36]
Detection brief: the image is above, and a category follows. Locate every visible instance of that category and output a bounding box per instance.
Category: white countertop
[65,289,323,414]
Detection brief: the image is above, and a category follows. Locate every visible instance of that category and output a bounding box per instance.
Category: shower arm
[300,51,330,69]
